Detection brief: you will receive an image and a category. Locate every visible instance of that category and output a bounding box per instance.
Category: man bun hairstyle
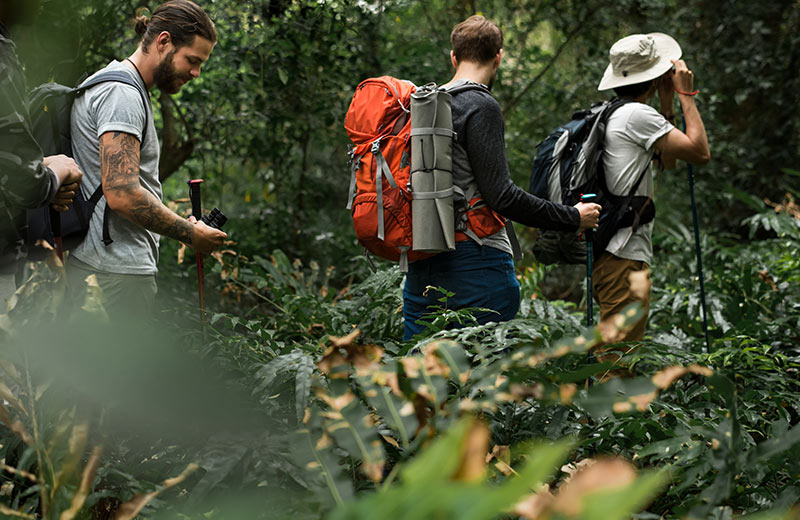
[134,0,216,53]
[133,7,150,36]
[451,15,503,64]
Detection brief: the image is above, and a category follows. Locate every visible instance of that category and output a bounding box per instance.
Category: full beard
[153,51,190,94]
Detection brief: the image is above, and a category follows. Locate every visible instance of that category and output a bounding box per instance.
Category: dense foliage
[1,0,798,518]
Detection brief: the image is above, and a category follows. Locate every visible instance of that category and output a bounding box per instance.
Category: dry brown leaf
[688,365,713,377]
[114,463,199,520]
[0,504,35,519]
[513,485,555,519]
[628,268,652,300]
[0,401,32,445]
[400,357,421,378]
[559,384,578,404]
[552,458,637,516]
[613,391,658,413]
[362,460,384,482]
[381,434,400,448]
[451,419,489,482]
[369,369,402,397]
[510,383,544,401]
[485,444,511,465]
[0,381,27,415]
[317,347,349,379]
[1,464,37,483]
[759,269,778,291]
[316,389,355,411]
[766,193,800,219]
[420,342,453,378]
[653,364,712,390]
[54,421,90,494]
[329,329,361,348]
[652,365,688,389]
[495,460,517,477]
[59,445,103,520]
[560,459,597,481]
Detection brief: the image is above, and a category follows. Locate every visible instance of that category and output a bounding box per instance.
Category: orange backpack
[344,76,506,269]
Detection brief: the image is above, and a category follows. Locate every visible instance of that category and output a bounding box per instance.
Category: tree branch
[502,6,599,118]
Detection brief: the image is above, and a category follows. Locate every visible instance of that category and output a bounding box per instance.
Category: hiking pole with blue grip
[581,193,597,327]
[681,115,711,353]
[188,179,206,338]
[581,193,598,388]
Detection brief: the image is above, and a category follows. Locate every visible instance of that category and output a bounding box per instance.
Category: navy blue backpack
[529,98,655,264]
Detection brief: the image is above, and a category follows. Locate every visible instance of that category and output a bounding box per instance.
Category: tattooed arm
[99,131,225,253]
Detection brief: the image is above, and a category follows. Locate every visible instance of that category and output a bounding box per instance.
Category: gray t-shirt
[602,102,673,264]
[70,60,161,275]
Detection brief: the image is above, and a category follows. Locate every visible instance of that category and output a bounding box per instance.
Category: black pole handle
[187,179,203,219]
[49,207,62,238]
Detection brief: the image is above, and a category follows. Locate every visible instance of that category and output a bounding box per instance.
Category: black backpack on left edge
[26,71,150,258]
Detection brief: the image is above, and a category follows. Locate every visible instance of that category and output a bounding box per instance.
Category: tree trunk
[158,91,195,182]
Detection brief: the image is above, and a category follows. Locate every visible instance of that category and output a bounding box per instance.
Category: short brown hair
[450,15,503,64]
[133,0,216,52]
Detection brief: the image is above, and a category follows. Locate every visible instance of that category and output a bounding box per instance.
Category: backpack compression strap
[446,81,524,260]
[597,97,652,220]
[371,138,398,241]
[76,70,152,247]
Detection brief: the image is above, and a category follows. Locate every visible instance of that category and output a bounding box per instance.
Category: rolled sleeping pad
[410,84,456,253]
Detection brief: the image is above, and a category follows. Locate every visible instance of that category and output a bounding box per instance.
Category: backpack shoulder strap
[76,69,151,248]
[77,70,151,142]
[597,97,647,204]
[443,81,492,97]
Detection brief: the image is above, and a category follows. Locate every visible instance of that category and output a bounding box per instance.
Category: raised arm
[654,59,710,167]
[99,131,225,253]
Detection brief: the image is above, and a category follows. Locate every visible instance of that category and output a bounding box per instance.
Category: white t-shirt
[70,60,162,275]
[601,102,673,264]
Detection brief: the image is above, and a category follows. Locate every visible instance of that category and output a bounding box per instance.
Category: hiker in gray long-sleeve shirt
[402,15,601,339]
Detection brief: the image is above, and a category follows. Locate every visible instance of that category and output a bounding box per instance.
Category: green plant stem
[22,351,51,518]
[231,279,289,314]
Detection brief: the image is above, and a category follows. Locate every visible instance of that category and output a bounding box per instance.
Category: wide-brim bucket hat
[598,32,682,91]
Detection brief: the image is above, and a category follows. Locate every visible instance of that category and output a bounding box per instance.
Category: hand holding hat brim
[598,32,682,91]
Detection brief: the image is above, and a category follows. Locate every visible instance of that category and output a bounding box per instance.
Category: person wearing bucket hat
[592,32,710,364]
[402,15,602,340]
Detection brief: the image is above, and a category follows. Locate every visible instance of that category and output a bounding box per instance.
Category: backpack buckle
[370,139,382,155]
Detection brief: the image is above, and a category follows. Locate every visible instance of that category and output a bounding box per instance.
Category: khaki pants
[591,253,650,373]
[65,256,157,322]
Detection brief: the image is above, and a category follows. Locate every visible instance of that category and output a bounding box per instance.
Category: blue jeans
[402,240,520,340]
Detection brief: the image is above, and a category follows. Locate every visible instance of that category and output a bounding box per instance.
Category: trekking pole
[681,115,711,353]
[187,179,206,338]
[581,193,598,388]
[49,207,64,261]
[581,193,597,327]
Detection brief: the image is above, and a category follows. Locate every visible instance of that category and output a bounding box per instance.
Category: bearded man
[67,0,225,319]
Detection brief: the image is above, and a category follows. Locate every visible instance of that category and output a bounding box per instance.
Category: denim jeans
[402,240,520,340]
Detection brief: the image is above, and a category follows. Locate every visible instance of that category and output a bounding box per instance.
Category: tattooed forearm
[99,131,194,244]
[125,190,194,244]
